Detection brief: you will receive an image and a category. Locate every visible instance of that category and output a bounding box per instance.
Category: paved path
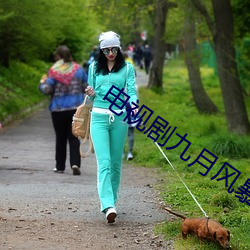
[0,71,174,249]
[0,68,152,223]
[0,107,164,224]
[135,68,149,88]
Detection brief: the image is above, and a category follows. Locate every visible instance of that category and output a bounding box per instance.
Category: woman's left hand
[85,86,96,97]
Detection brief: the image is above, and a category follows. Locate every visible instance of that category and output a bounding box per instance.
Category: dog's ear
[213,231,217,240]
[227,230,230,241]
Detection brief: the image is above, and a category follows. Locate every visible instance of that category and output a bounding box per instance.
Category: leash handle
[155,142,209,218]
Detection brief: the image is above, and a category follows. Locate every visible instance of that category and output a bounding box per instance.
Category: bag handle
[79,111,94,158]
[79,95,93,158]
[79,137,94,158]
[84,95,88,105]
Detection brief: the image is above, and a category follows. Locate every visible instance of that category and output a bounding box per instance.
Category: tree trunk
[184,4,218,114]
[147,0,168,89]
[212,0,250,134]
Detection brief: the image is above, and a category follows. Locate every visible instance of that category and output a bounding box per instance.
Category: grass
[127,58,250,250]
[208,134,250,159]
[0,60,50,124]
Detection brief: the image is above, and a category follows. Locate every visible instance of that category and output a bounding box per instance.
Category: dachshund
[162,206,231,249]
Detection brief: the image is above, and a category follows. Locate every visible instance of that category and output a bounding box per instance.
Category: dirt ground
[0,95,174,249]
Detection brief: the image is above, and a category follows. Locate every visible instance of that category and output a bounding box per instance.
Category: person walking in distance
[39,45,88,175]
[143,44,152,74]
[85,31,138,223]
[123,52,137,161]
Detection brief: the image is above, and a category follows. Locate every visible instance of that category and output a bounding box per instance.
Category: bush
[0,60,48,123]
[208,134,250,159]
[210,192,239,209]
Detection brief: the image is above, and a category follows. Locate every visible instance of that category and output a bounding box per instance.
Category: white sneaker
[53,168,64,173]
[127,152,133,160]
[72,165,81,175]
[105,207,117,223]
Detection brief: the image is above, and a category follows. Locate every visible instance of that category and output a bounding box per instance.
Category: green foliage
[236,37,250,95]
[202,121,217,135]
[208,134,250,159]
[165,0,213,45]
[165,2,184,44]
[232,0,250,39]
[92,0,155,45]
[155,221,181,240]
[0,0,100,66]
[0,60,49,122]
[210,192,239,210]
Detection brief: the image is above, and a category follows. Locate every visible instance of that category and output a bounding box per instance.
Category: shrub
[208,134,250,159]
[210,192,239,209]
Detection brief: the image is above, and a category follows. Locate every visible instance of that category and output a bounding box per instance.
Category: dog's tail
[161,206,187,220]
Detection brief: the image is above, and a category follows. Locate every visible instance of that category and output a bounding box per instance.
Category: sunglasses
[102,47,119,55]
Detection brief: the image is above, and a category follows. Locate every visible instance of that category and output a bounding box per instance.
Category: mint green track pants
[90,111,128,212]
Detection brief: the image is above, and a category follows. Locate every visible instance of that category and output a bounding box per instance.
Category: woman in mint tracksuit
[86,31,138,223]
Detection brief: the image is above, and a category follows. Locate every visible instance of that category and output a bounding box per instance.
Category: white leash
[154,142,209,218]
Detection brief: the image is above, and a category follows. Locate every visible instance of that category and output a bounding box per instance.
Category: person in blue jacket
[85,31,138,223]
[39,45,88,176]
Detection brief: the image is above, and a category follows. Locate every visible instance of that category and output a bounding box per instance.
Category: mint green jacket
[87,62,138,109]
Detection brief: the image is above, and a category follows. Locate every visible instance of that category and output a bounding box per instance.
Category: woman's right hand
[40,74,47,83]
[85,86,96,97]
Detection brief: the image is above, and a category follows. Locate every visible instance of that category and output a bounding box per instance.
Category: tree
[184,1,218,114]
[191,0,250,134]
[0,0,98,66]
[232,0,250,96]
[148,0,177,89]
[91,0,155,47]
